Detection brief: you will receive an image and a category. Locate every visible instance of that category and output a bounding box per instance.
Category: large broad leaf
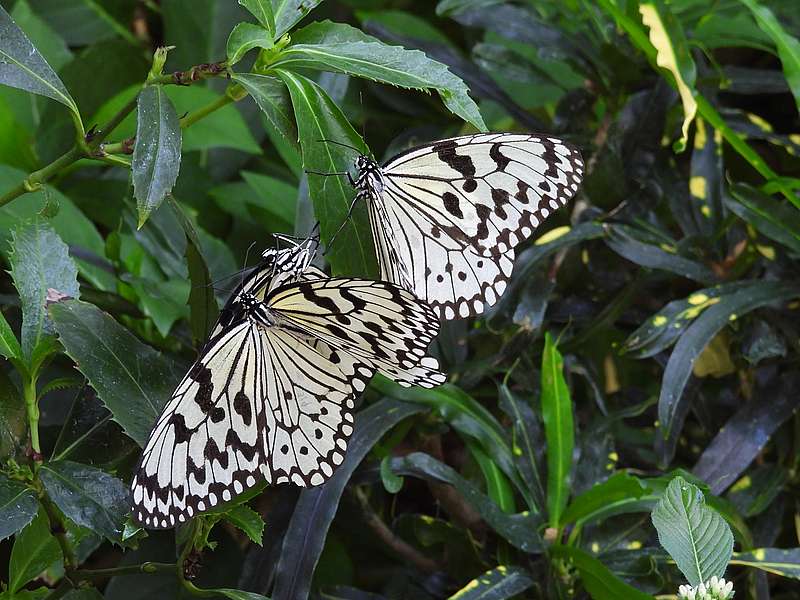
[273,0,323,38]
[132,85,182,228]
[273,21,485,130]
[738,0,800,114]
[39,460,129,544]
[272,399,423,600]
[651,476,733,586]
[0,5,78,116]
[0,474,38,541]
[541,332,573,528]
[233,73,297,150]
[9,510,61,594]
[277,69,376,277]
[446,566,534,600]
[49,299,176,447]
[549,545,655,600]
[9,220,80,360]
[658,281,800,440]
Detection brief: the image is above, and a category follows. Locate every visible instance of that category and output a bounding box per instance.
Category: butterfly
[131,234,444,528]
[322,133,584,320]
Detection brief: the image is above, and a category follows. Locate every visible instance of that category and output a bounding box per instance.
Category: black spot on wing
[443,192,463,219]
[489,143,510,171]
[433,140,476,178]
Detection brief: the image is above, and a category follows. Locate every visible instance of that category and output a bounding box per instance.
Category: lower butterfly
[131,234,444,528]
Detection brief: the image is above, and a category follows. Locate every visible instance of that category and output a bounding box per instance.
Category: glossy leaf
[541,332,573,528]
[0,5,78,116]
[277,69,376,277]
[49,299,176,447]
[727,183,800,255]
[226,22,273,65]
[273,0,323,38]
[223,505,265,546]
[274,21,486,130]
[239,0,275,36]
[132,85,182,228]
[0,474,38,541]
[9,510,61,593]
[549,545,654,599]
[561,472,647,527]
[651,476,733,586]
[732,548,800,579]
[233,73,298,150]
[0,309,22,361]
[446,565,534,600]
[9,220,80,361]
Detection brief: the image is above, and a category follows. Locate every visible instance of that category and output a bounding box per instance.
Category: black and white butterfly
[131,235,444,528]
[325,133,584,320]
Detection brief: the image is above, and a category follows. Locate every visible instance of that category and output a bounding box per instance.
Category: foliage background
[0,0,799,599]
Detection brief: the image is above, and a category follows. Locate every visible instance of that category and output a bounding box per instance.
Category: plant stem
[23,375,40,458]
[73,562,176,579]
[0,147,84,208]
[179,93,234,129]
[40,494,78,572]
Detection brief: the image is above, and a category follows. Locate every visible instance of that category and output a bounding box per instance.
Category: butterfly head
[354,155,384,198]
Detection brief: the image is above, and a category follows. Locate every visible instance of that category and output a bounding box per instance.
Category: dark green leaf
[226,22,273,66]
[9,510,61,593]
[0,371,27,460]
[274,21,485,130]
[446,565,534,600]
[727,465,787,518]
[727,184,800,255]
[9,220,80,361]
[49,299,176,447]
[277,69,376,277]
[39,460,128,544]
[380,456,403,494]
[659,281,800,440]
[10,0,71,71]
[222,504,265,546]
[62,590,105,600]
[273,0,323,38]
[213,590,270,600]
[0,474,38,541]
[0,5,78,116]
[233,73,298,151]
[0,309,22,361]
[132,86,182,228]
[239,0,275,36]
[732,548,800,579]
[27,0,136,46]
[436,0,505,17]
[241,170,297,229]
[467,440,515,513]
[651,477,733,586]
[541,332,573,528]
[549,545,654,599]
[561,472,647,527]
[273,400,423,600]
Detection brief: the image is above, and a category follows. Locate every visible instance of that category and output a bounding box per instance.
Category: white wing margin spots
[258,327,372,486]
[131,322,267,528]
[381,133,584,256]
[267,279,445,388]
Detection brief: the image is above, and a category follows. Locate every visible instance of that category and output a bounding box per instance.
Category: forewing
[131,322,267,528]
[267,279,445,388]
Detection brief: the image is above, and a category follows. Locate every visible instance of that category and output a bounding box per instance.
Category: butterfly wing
[267,278,445,388]
[370,133,583,319]
[131,321,268,528]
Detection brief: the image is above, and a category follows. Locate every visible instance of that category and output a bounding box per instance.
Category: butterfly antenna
[317,138,362,153]
[324,196,361,254]
[240,241,258,287]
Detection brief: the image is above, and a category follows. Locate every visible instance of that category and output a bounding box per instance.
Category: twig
[39,495,78,572]
[73,562,176,580]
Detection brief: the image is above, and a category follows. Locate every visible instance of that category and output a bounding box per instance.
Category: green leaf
[132,85,182,228]
[727,184,800,255]
[277,69,376,277]
[447,565,533,600]
[274,21,485,130]
[10,0,72,71]
[272,0,322,38]
[0,371,27,460]
[0,310,22,361]
[222,505,265,546]
[466,440,515,514]
[380,455,403,494]
[651,476,733,586]
[232,73,297,151]
[239,0,275,36]
[39,460,129,544]
[738,0,800,114]
[61,590,104,600]
[541,332,573,528]
[9,511,61,593]
[273,399,424,600]
[560,472,647,527]
[0,474,38,541]
[659,281,800,440]
[9,220,80,361]
[49,299,176,447]
[213,591,270,600]
[436,0,504,17]
[227,22,274,65]
[26,0,137,46]
[241,170,297,229]
[0,5,78,117]
[549,545,655,600]
[638,1,696,152]
[731,548,800,579]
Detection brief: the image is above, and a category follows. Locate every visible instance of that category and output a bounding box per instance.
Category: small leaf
[541,332,573,528]
[639,1,697,151]
[49,299,176,447]
[222,504,265,546]
[0,309,22,361]
[39,460,129,544]
[549,545,655,599]
[446,565,534,600]
[651,476,733,586]
[0,474,38,541]
[0,5,78,116]
[738,0,800,114]
[239,0,275,37]
[232,73,298,151]
[380,456,403,494]
[9,510,61,593]
[226,22,274,66]
[132,85,182,228]
[273,0,323,38]
[9,220,80,361]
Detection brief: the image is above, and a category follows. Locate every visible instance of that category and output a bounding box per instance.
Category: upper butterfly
[131,234,444,528]
[331,133,584,320]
